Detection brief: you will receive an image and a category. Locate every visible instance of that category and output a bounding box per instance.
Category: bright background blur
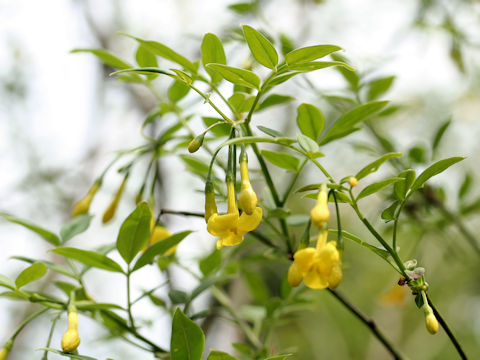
[1,0,479,359]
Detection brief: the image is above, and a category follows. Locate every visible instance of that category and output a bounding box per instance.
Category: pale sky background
[0,0,479,359]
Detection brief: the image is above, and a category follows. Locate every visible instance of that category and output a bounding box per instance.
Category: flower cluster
[205,155,262,250]
[289,185,343,290]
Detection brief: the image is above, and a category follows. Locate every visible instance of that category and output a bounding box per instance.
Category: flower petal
[303,267,329,289]
[317,242,340,274]
[293,248,317,274]
[327,261,342,289]
[218,232,243,248]
[288,262,303,287]
[207,213,239,236]
[237,207,262,233]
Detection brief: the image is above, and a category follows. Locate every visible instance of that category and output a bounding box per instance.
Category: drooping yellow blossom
[310,185,330,228]
[61,311,80,353]
[207,178,262,250]
[72,181,101,217]
[102,175,128,223]
[238,154,258,215]
[293,230,342,289]
[0,347,8,360]
[423,304,439,334]
[287,262,303,287]
[348,177,358,187]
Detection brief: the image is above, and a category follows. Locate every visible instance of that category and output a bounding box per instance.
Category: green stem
[280,159,308,206]
[426,294,467,360]
[10,308,49,341]
[392,200,406,252]
[42,312,61,360]
[327,289,404,360]
[126,270,135,329]
[189,84,234,125]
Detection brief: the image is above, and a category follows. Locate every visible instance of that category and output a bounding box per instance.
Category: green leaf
[320,101,389,145]
[228,93,255,114]
[257,125,286,138]
[15,263,47,288]
[432,119,452,152]
[355,152,402,180]
[201,33,226,84]
[285,45,342,65]
[136,44,158,68]
[257,94,294,111]
[410,157,465,193]
[0,274,15,290]
[203,117,231,136]
[199,249,222,276]
[287,61,354,72]
[261,150,299,172]
[111,67,174,77]
[458,172,473,200]
[296,103,324,140]
[60,214,93,243]
[52,247,124,273]
[171,308,205,360]
[0,213,60,246]
[242,25,278,69]
[168,80,190,103]
[180,155,210,174]
[205,64,260,89]
[133,231,192,271]
[297,134,322,158]
[207,350,237,360]
[71,49,132,69]
[357,178,403,201]
[381,201,400,222]
[366,76,395,101]
[243,270,269,304]
[394,169,416,200]
[123,34,196,73]
[116,202,152,264]
[265,355,294,360]
[12,256,76,279]
[169,290,189,304]
[330,230,390,260]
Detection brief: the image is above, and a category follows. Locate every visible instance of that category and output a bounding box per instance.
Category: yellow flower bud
[61,329,80,353]
[287,262,303,287]
[61,311,80,353]
[310,186,330,227]
[239,157,258,215]
[423,304,439,334]
[348,177,358,187]
[425,313,439,334]
[72,182,101,217]
[188,134,204,153]
[102,175,128,224]
[204,180,218,223]
[0,348,9,360]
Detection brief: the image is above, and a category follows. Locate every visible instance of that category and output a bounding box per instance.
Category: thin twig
[327,289,404,360]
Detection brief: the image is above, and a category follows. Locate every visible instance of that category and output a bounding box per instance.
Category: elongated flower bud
[150,225,176,255]
[102,175,128,224]
[188,134,205,153]
[310,185,330,227]
[239,154,257,215]
[204,180,218,223]
[0,348,8,360]
[423,304,439,334]
[72,181,101,217]
[0,340,12,360]
[61,311,80,353]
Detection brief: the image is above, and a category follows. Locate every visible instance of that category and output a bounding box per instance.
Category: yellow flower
[204,180,218,223]
[348,176,358,187]
[379,284,408,306]
[293,230,342,289]
[238,154,258,215]
[61,311,80,353]
[207,179,262,249]
[310,185,330,228]
[150,225,176,255]
[287,262,303,287]
[72,181,101,217]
